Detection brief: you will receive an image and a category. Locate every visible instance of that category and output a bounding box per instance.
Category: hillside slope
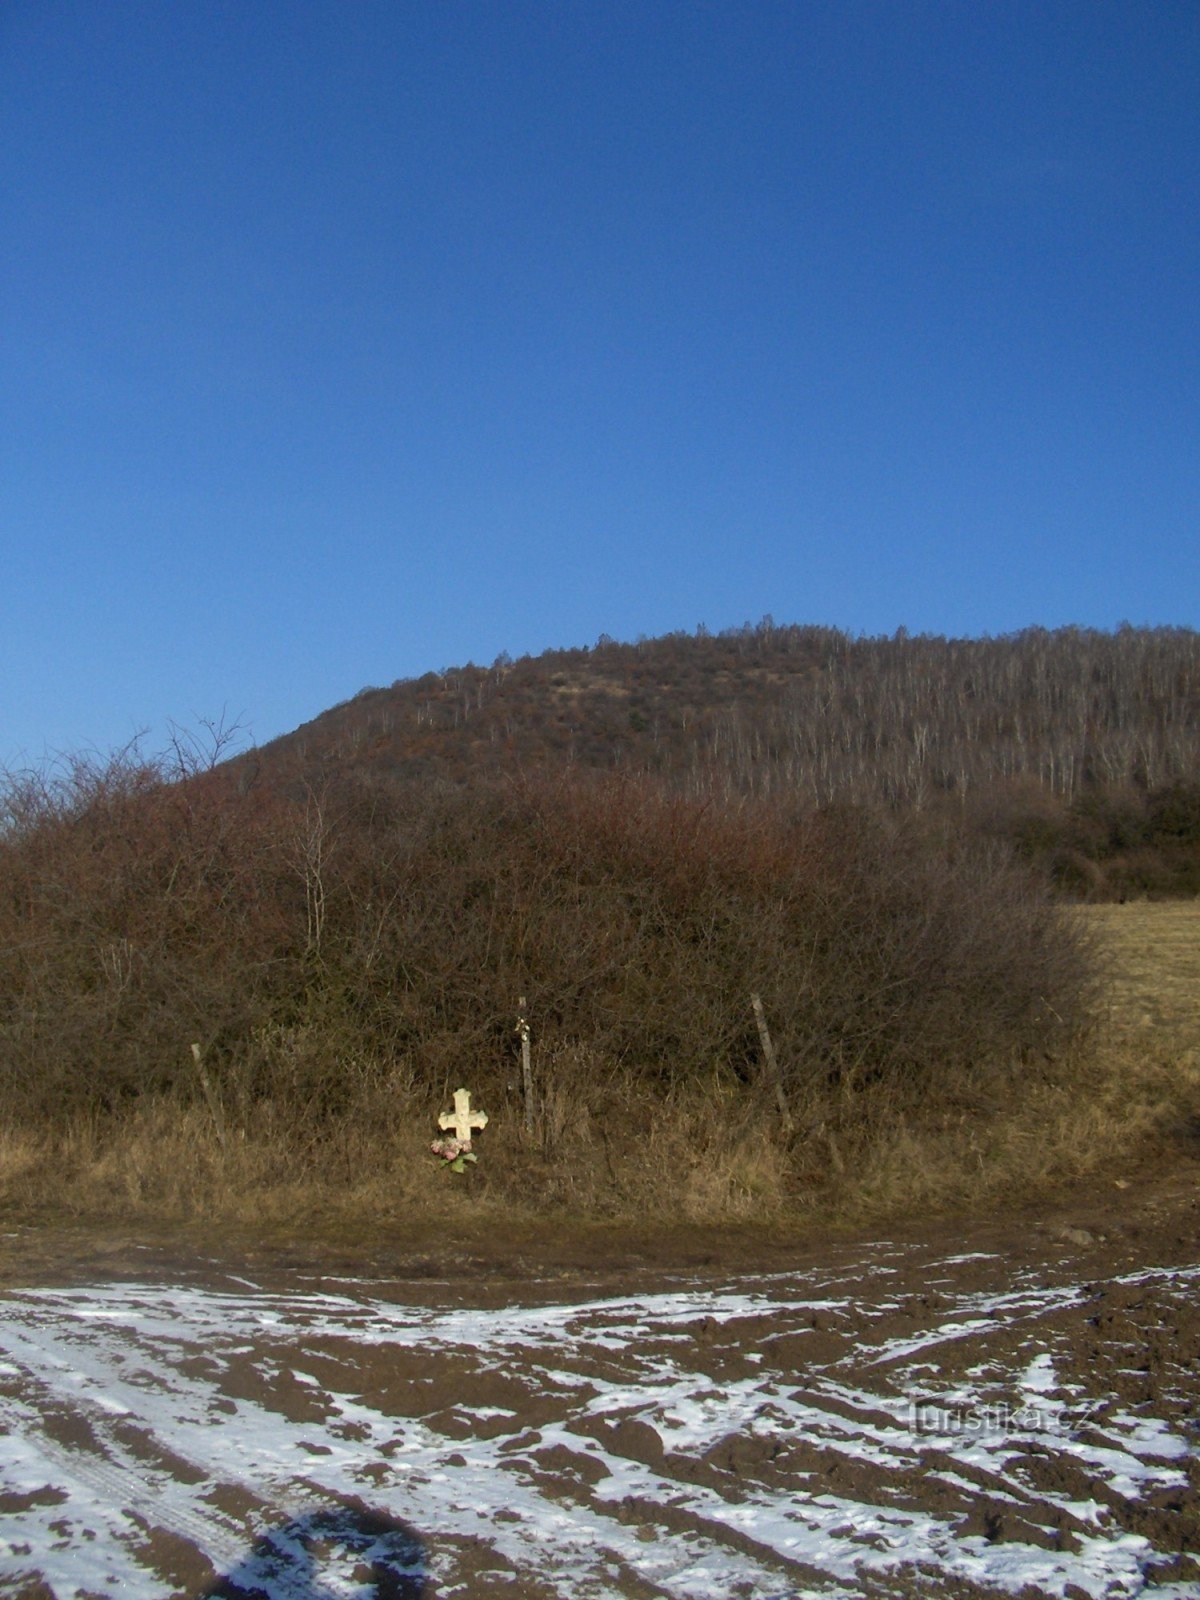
[248,620,1200,896]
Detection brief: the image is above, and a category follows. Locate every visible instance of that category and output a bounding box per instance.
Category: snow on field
[0,1249,1195,1598]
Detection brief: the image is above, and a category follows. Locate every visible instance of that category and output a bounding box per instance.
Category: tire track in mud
[0,1245,1196,1598]
[0,1322,258,1585]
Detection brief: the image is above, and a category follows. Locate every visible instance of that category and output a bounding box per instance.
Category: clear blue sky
[3,1,1197,766]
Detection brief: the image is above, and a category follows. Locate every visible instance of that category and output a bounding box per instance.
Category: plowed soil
[0,1170,1197,1600]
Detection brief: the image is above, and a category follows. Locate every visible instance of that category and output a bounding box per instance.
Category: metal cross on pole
[517,997,534,1136]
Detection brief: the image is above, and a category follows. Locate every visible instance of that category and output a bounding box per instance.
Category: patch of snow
[0,1252,1194,1598]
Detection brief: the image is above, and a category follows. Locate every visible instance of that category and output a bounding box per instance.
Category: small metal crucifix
[438,1087,489,1144]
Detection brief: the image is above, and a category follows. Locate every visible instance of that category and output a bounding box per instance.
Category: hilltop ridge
[249,619,1200,897]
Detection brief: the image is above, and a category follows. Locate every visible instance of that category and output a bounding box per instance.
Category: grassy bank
[3,752,1193,1234]
[1,903,1194,1234]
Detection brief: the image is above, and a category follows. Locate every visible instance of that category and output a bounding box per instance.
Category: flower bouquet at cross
[430,1135,476,1174]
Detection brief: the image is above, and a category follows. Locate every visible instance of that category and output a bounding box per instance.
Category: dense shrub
[0,755,298,1114]
[0,756,1094,1132]
[994,781,1200,898]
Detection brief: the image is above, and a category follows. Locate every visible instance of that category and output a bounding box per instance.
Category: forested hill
[250,622,1200,896]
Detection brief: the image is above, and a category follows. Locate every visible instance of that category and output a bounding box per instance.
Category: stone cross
[438,1088,488,1144]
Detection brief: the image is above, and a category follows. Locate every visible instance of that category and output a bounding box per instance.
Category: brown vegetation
[0,744,1106,1227]
[4,618,1198,1232]
[251,621,1200,900]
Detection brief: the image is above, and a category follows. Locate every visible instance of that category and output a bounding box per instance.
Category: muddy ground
[0,1168,1196,1600]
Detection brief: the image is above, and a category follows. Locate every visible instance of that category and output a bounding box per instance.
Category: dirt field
[0,902,1195,1599]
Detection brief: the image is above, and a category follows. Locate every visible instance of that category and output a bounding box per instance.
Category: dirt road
[0,1174,1197,1599]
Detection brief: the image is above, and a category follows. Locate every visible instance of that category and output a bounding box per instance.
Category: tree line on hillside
[252,622,1200,897]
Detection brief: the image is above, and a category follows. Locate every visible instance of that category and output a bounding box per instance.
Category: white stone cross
[438,1088,488,1144]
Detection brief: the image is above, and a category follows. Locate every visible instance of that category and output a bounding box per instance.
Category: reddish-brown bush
[0,755,1094,1141]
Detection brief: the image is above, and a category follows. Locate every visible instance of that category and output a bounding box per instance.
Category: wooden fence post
[517,997,534,1136]
[190,1041,229,1153]
[750,994,793,1133]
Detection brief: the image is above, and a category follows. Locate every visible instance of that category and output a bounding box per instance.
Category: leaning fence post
[190,1041,229,1153]
[750,994,793,1133]
[517,997,534,1136]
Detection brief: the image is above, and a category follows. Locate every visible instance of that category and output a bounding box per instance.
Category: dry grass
[1085,900,1200,1045]
[842,901,1200,1219]
[1074,900,1200,1168]
[0,1081,789,1230]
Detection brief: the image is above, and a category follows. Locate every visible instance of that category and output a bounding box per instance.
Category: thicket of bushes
[0,751,1094,1171]
[994,781,1200,899]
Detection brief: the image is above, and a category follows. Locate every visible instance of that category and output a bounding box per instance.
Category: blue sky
[3,1,1197,765]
